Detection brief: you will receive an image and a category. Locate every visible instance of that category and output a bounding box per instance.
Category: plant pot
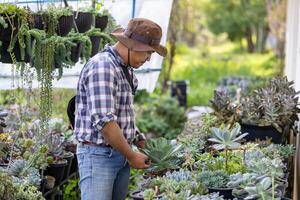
[0,14,18,43]
[70,43,82,63]
[45,175,55,189]
[208,187,234,199]
[69,154,78,175]
[0,40,31,63]
[90,35,101,56]
[74,12,93,33]
[57,15,74,36]
[240,123,283,144]
[44,159,68,187]
[39,177,47,193]
[32,13,43,30]
[62,152,74,180]
[95,15,108,31]
[129,190,163,200]
[170,80,188,107]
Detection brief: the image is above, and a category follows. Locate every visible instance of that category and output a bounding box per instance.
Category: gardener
[74,18,167,200]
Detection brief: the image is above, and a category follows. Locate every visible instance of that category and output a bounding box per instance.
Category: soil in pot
[241,123,283,144]
[44,159,68,187]
[74,12,93,33]
[95,15,108,31]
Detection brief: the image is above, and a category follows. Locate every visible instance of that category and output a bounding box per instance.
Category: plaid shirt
[74,45,145,145]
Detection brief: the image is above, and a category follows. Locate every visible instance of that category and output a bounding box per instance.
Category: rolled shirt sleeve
[85,60,118,131]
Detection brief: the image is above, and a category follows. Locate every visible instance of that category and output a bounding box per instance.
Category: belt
[80,141,112,148]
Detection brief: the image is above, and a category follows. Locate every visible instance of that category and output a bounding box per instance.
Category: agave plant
[208,123,248,170]
[140,137,183,175]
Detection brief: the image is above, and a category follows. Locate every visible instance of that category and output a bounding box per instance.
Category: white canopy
[0,0,173,92]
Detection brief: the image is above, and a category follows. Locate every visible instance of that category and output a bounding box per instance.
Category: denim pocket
[92,147,113,158]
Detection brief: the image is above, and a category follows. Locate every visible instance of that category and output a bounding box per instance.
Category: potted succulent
[210,77,300,144]
[208,123,248,170]
[239,77,300,144]
[44,133,68,186]
[139,137,183,178]
[196,170,233,199]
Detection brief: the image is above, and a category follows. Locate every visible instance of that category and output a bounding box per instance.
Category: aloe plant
[140,137,183,174]
[208,123,248,170]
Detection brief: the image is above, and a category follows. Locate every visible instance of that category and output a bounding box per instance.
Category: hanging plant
[0,4,31,63]
[84,27,113,56]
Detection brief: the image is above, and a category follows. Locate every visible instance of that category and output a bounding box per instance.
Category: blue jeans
[76,143,130,200]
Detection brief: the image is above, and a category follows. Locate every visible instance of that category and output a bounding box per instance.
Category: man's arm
[101,121,149,169]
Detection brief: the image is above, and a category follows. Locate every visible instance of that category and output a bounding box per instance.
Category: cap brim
[111,28,167,57]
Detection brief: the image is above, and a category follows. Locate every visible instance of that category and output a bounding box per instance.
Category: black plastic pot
[0,40,30,63]
[208,187,234,199]
[39,177,47,194]
[241,123,283,144]
[0,14,18,43]
[74,12,93,33]
[57,15,74,36]
[32,13,43,30]
[44,159,68,187]
[62,152,74,180]
[69,154,78,175]
[90,35,101,56]
[95,15,108,31]
[170,80,188,107]
[71,43,82,63]
[129,190,163,200]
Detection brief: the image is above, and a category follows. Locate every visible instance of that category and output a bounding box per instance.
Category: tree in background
[205,0,268,53]
[160,0,204,93]
[266,0,287,75]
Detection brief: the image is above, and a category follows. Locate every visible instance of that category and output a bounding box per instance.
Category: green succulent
[140,137,183,173]
[197,170,230,188]
[208,123,248,151]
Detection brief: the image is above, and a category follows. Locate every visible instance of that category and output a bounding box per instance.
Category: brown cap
[111,18,167,57]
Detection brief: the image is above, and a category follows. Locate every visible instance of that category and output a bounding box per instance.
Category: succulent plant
[241,77,300,142]
[164,169,192,182]
[189,192,225,200]
[140,137,183,174]
[208,123,248,170]
[210,89,240,125]
[45,133,64,159]
[8,159,41,186]
[208,123,248,151]
[196,170,230,188]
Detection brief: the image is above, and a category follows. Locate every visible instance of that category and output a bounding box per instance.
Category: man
[74,18,167,200]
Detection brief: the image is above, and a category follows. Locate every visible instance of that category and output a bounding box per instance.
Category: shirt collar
[105,45,127,67]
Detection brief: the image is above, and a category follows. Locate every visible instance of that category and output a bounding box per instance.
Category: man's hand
[127,151,149,169]
[134,140,145,149]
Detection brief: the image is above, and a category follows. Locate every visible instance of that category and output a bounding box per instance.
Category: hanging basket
[57,15,74,36]
[70,42,82,63]
[95,15,108,31]
[0,14,19,43]
[31,13,44,30]
[74,12,93,33]
[90,35,101,56]
[0,40,30,63]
